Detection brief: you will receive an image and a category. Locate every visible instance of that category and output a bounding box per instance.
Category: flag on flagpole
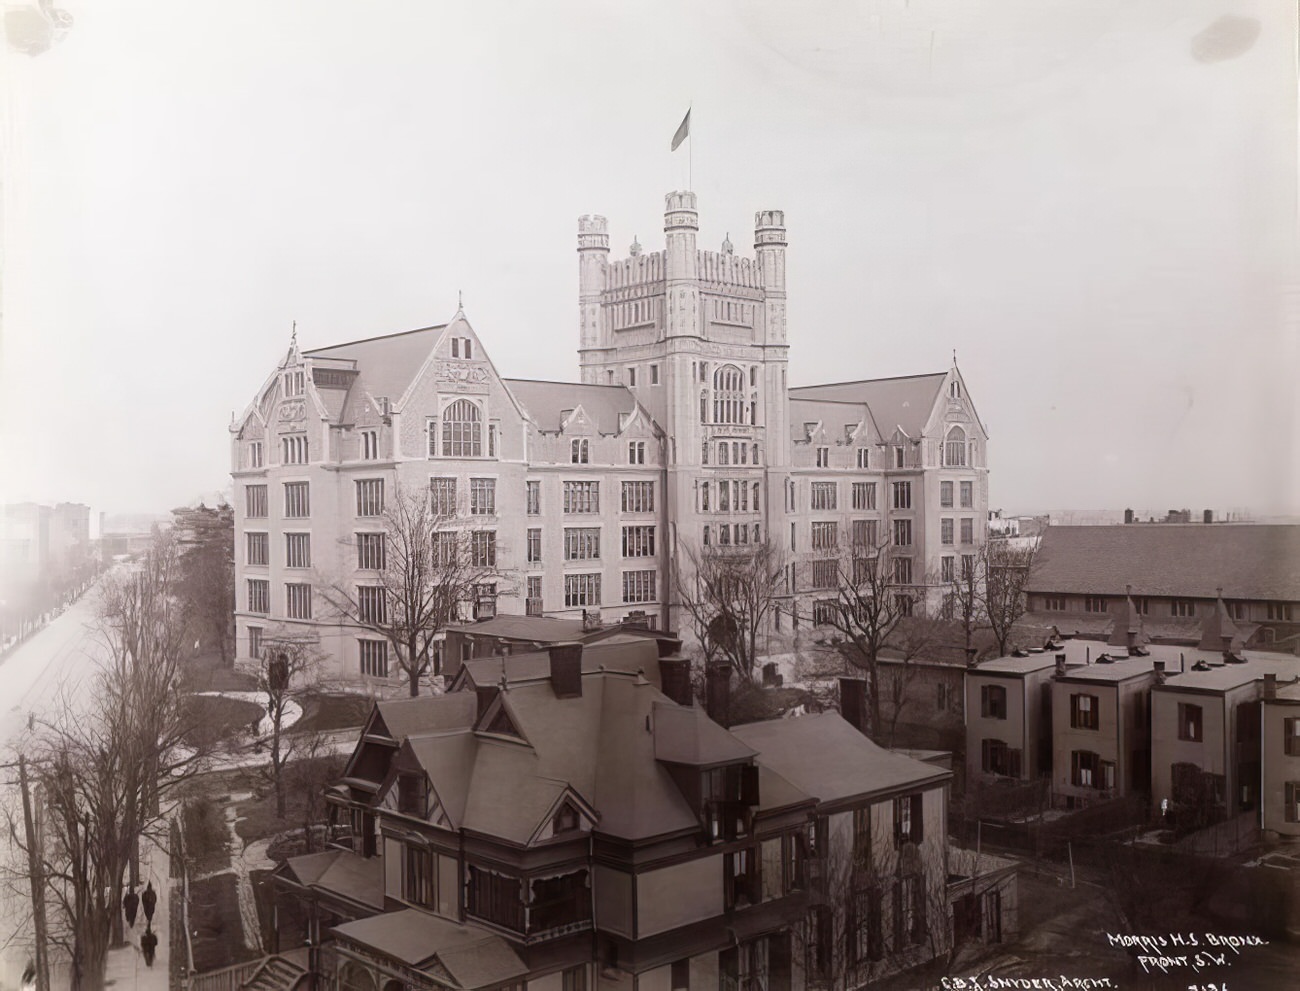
[670,109,691,151]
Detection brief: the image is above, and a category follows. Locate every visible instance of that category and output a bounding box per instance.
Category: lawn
[233,755,348,848]
[184,645,258,692]
[182,694,264,750]
[186,873,258,972]
[291,691,372,735]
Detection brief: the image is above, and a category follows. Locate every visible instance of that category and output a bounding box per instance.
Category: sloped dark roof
[1025,525,1300,600]
[332,909,527,987]
[282,849,384,910]
[790,373,947,439]
[787,398,873,443]
[457,639,660,690]
[731,713,948,803]
[448,615,587,643]
[504,378,647,434]
[653,702,757,765]
[304,324,446,421]
[374,693,477,742]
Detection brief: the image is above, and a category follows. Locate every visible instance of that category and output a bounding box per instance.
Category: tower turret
[577,215,609,358]
[754,210,787,344]
[664,191,700,339]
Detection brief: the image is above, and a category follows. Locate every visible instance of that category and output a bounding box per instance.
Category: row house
[1020,524,1300,651]
[269,638,977,991]
[230,190,989,685]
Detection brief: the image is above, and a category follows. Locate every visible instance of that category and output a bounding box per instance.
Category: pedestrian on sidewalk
[141,881,156,924]
[123,886,139,927]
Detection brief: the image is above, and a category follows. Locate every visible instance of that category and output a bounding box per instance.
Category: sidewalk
[102,829,170,991]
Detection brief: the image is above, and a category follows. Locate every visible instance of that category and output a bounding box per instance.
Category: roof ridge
[791,371,946,389]
[505,377,630,390]
[304,324,448,354]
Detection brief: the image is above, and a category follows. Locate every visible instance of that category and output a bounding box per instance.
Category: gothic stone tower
[578,192,792,622]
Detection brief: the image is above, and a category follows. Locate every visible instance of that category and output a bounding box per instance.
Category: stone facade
[229,191,989,685]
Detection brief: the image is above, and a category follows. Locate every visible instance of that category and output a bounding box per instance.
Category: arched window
[712,365,745,424]
[339,964,378,991]
[442,399,482,457]
[944,426,967,467]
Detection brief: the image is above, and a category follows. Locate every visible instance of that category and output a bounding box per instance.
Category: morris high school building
[230,191,989,684]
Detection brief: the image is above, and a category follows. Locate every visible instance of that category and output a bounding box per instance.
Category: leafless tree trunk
[321,483,507,696]
[982,541,1037,657]
[671,538,786,682]
[256,629,324,818]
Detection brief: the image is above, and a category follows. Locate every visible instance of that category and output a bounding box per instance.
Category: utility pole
[18,756,50,991]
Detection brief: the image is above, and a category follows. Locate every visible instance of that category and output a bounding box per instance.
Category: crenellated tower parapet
[577,215,610,379]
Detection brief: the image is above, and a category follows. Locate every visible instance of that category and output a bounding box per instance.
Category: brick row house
[229,191,989,685]
[268,639,1015,991]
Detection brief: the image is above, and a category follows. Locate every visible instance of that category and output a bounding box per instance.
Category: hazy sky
[1,0,1295,519]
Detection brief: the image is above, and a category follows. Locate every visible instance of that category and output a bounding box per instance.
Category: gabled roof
[1025,524,1300,600]
[304,324,446,422]
[281,849,384,911]
[332,909,527,988]
[653,702,757,766]
[373,693,477,742]
[504,378,654,434]
[790,372,948,440]
[788,397,874,444]
[730,713,949,804]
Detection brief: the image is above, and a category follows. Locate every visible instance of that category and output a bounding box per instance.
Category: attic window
[397,772,427,817]
[951,381,961,399]
[486,706,522,738]
[553,802,581,835]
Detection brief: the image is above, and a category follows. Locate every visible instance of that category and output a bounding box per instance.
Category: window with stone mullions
[245,484,268,518]
[811,560,838,590]
[285,533,311,568]
[246,532,268,566]
[286,583,312,619]
[563,481,599,514]
[472,531,497,568]
[440,399,482,457]
[355,478,384,517]
[527,528,542,563]
[892,519,912,547]
[891,481,911,510]
[811,482,836,511]
[621,481,654,513]
[811,521,837,551]
[852,482,876,511]
[430,477,457,517]
[623,570,656,604]
[564,573,601,607]
[622,525,655,558]
[359,639,388,678]
[357,586,387,625]
[284,482,310,518]
[356,532,385,570]
[470,478,496,516]
[712,365,746,424]
[247,579,269,614]
[564,528,600,561]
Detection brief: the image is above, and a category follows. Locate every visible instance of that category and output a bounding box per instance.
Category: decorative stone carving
[278,400,306,422]
[437,363,490,387]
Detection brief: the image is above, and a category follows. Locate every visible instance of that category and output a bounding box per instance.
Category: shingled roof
[790,372,947,439]
[304,324,446,422]
[504,378,651,434]
[1025,524,1300,600]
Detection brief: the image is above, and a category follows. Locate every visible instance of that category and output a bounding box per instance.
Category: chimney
[1055,653,1067,678]
[706,662,732,727]
[839,678,869,735]
[1153,660,1166,685]
[658,657,694,706]
[1264,672,1277,700]
[549,642,584,699]
[965,647,979,668]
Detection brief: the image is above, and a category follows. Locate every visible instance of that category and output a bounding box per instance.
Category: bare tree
[255,628,323,819]
[817,530,937,739]
[321,483,506,697]
[672,538,786,682]
[284,730,347,854]
[172,502,236,666]
[3,532,207,991]
[982,540,1036,657]
[876,618,943,748]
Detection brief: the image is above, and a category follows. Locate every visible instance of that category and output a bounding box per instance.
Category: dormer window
[701,763,759,842]
[951,380,961,399]
[571,439,589,464]
[553,802,581,835]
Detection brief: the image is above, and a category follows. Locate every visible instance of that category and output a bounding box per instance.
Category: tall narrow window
[571,438,589,464]
[360,430,379,460]
[944,427,967,466]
